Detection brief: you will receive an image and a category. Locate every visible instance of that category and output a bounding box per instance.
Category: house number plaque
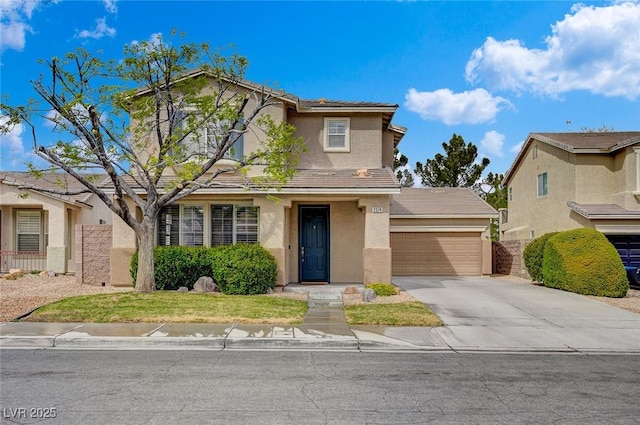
[371,207,384,213]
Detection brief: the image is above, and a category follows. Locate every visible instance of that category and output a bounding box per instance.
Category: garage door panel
[391,232,481,276]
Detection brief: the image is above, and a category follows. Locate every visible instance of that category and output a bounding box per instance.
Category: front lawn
[23,292,308,324]
[344,302,443,326]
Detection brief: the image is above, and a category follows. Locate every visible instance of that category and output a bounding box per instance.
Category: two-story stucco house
[105,73,496,287]
[500,131,640,267]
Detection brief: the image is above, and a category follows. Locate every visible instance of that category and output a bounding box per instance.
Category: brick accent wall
[76,224,112,285]
[492,240,531,279]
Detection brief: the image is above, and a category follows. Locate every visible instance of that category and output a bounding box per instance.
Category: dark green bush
[542,228,628,297]
[523,232,559,282]
[130,246,215,290]
[211,244,277,295]
[365,283,398,296]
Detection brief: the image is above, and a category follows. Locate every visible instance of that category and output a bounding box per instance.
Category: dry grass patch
[23,292,307,324]
[344,302,443,326]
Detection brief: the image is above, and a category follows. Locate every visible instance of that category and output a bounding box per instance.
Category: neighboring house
[390,187,497,276]
[0,172,112,274]
[500,131,640,267]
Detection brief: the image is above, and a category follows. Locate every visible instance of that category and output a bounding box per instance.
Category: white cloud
[130,32,162,48]
[510,141,525,154]
[465,1,640,99]
[103,0,117,14]
[0,114,26,167]
[480,130,505,157]
[404,87,512,125]
[76,17,116,39]
[0,0,52,51]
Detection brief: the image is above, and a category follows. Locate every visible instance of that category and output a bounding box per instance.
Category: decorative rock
[39,270,48,277]
[9,269,22,275]
[177,286,189,292]
[193,276,219,293]
[362,288,377,303]
[47,270,56,277]
[344,286,360,295]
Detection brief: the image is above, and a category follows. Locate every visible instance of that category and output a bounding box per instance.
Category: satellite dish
[480,183,495,194]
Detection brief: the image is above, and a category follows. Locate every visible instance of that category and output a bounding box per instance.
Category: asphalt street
[1,349,639,424]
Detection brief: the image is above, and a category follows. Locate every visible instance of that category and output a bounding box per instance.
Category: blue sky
[1,0,639,182]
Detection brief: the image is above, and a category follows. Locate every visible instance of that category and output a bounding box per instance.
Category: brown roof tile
[391,187,498,217]
[0,171,105,206]
[567,202,640,219]
[533,132,640,152]
[115,167,400,193]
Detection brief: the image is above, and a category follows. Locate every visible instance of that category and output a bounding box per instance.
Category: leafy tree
[393,147,414,187]
[476,172,507,241]
[0,32,304,292]
[415,133,489,187]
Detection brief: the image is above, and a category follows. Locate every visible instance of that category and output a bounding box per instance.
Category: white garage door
[391,232,482,276]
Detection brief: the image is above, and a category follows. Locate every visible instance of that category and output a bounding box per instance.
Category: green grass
[23,292,308,324]
[344,302,443,326]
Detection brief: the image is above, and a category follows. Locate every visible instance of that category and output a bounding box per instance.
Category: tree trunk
[134,220,156,292]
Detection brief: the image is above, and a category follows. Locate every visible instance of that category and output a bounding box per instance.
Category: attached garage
[391,232,482,276]
[390,188,497,276]
[606,235,640,267]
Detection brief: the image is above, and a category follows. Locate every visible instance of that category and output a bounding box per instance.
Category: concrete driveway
[391,276,640,353]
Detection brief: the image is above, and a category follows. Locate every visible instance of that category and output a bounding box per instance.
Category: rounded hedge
[523,232,559,282]
[365,283,398,297]
[542,228,628,297]
[210,244,277,295]
[130,246,214,291]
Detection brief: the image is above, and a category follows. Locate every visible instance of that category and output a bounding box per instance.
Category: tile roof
[390,187,498,217]
[532,132,640,152]
[298,99,398,109]
[0,171,105,207]
[113,167,400,194]
[567,202,640,219]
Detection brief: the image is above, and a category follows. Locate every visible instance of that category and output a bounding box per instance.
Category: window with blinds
[16,210,42,252]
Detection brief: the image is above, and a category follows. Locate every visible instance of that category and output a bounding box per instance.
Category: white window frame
[323,117,350,152]
[211,204,259,246]
[177,109,244,162]
[15,210,44,252]
[537,172,548,197]
[157,203,258,247]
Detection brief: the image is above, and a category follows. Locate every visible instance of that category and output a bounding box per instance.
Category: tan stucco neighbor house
[500,131,640,267]
[0,172,112,275]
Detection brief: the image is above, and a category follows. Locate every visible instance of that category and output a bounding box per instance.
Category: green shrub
[211,244,277,295]
[365,283,398,297]
[130,246,215,290]
[523,232,559,282]
[542,228,628,297]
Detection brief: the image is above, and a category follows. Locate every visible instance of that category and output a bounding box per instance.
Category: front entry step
[307,292,342,308]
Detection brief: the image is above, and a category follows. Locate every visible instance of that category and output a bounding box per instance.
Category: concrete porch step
[307,292,342,308]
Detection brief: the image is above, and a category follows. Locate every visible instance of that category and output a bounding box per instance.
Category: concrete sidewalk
[2,277,640,353]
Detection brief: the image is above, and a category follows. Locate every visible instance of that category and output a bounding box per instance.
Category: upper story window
[508,187,513,202]
[177,110,244,162]
[532,145,538,159]
[537,172,548,197]
[324,117,350,152]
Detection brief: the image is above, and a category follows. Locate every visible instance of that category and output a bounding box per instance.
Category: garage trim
[390,225,488,233]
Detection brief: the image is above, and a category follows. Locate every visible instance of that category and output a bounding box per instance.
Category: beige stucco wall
[503,141,640,241]
[287,198,366,284]
[503,141,578,240]
[289,113,384,169]
[132,80,287,179]
[381,131,395,168]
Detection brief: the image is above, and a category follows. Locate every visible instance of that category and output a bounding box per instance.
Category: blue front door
[299,206,329,282]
